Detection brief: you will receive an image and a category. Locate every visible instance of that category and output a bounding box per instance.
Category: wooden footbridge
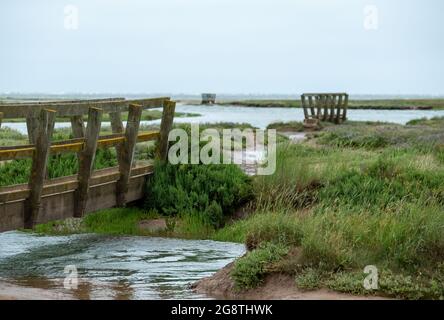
[0,97,175,232]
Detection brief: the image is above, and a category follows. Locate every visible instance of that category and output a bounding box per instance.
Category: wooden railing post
[315,95,322,119]
[157,101,176,161]
[0,112,3,129]
[336,95,343,124]
[109,111,125,166]
[308,96,315,117]
[342,94,349,121]
[322,95,329,121]
[26,116,39,144]
[74,107,103,218]
[116,104,142,207]
[70,115,86,138]
[329,95,336,122]
[24,108,56,229]
[301,95,308,119]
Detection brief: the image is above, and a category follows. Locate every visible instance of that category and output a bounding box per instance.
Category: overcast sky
[1,0,443,95]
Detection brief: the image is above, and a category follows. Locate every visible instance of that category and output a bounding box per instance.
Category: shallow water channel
[0,231,245,299]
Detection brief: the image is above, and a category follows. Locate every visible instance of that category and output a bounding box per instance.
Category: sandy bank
[192,263,388,300]
[0,280,74,300]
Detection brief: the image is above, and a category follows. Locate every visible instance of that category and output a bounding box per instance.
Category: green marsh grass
[216,119,444,298]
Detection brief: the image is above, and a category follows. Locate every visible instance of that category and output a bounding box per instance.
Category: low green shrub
[295,268,324,290]
[326,268,444,299]
[145,162,253,228]
[244,212,303,250]
[231,242,289,290]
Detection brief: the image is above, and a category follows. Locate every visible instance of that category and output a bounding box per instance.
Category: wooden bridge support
[26,116,39,144]
[0,97,175,231]
[109,111,125,169]
[301,93,349,126]
[74,108,103,217]
[116,104,143,207]
[157,101,176,161]
[70,115,86,138]
[24,109,56,228]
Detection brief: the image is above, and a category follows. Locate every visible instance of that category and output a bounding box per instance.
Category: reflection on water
[0,231,245,299]
[4,104,444,133]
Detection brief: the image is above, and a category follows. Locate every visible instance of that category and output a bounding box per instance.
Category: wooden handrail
[0,131,159,161]
[0,97,170,118]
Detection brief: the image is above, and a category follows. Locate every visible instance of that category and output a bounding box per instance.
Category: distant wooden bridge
[301,93,349,127]
[0,97,175,232]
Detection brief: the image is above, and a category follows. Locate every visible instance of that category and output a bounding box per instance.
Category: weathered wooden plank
[109,111,125,168]
[308,96,315,117]
[24,109,56,229]
[0,132,159,161]
[26,116,39,144]
[0,97,170,118]
[0,97,125,106]
[137,131,160,142]
[301,95,309,119]
[74,107,103,217]
[329,95,336,122]
[157,101,176,161]
[0,164,154,204]
[302,92,348,97]
[0,146,35,160]
[322,95,329,121]
[116,104,143,207]
[342,94,349,121]
[335,95,343,123]
[110,112,125,134]
[315,95,322,119]
[70,115,86,138]
[51,141,84,154]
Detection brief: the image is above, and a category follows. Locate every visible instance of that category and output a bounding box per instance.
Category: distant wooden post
[315,95,322,119]
[26,116,39,144]
[24,109,56,229]
[322,95,329,121]
[70,115,86,138]
[335,95,343,123]
[329,95,336,122]
[201,93,216,105]
[74,107,103,218]
[0,112,3,129]
[116,104,143,207]
[301,95,308,119]
[308,96,315,117]
[157,100,176,162]
[342,94,349,121]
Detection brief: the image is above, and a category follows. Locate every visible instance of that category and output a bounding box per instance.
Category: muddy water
[0,231,245,299]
